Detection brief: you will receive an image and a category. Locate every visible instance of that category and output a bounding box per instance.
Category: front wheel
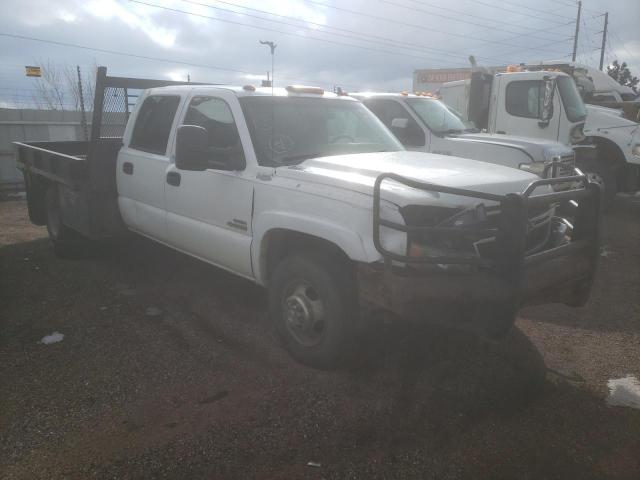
[268,251,357,369]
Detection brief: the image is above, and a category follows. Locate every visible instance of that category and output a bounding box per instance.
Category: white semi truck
[440,69,640,205]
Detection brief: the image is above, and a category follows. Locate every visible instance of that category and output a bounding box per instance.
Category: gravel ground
[1,196,639,479]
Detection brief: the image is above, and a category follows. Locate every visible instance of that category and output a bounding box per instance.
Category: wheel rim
[282,279,326,347]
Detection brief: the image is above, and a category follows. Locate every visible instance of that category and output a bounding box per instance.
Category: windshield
[557,76,587,122]
[405,98,470,134]
[239,97,404,166]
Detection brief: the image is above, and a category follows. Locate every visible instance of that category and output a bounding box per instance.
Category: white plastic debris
[607,375,640,410]
[39,332,64,345]
[600,246,614,258]
[307,461,321,468]
[145,306,162,317]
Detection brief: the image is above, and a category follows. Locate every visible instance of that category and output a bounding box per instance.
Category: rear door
[164,92,254,278]
[117,93,182,239]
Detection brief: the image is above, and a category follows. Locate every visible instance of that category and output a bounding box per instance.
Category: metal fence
[0,108,92,188]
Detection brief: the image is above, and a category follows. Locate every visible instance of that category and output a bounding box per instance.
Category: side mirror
[175,125,209,171]
[539,77,556,127]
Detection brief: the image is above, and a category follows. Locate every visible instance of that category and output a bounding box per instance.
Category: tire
[268,251,357,369]
[44,186,89,258]
[576,157,616,210]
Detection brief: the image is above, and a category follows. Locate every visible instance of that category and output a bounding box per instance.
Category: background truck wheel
[268,251,357,369]
[576,157,616,210]
[44,186,89,259]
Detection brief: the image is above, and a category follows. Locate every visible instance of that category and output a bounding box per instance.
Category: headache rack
[372,171,601,278]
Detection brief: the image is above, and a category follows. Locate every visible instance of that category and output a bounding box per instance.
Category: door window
[183,96,245,168]
[505,80,543,119]
[129,95,180,154]
[364,99,425,147]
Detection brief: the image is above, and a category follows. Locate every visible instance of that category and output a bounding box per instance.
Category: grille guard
[372,169,601,276]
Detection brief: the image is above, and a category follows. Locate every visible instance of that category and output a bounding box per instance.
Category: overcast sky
[1,0,638,107]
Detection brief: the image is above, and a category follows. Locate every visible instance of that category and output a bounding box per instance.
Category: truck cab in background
[440,69,640,205]
[352,91,576,180]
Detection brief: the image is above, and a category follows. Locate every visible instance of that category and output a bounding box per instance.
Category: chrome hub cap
[283,281,325,347]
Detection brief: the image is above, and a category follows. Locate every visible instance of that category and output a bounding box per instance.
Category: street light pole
[259,40,277,93]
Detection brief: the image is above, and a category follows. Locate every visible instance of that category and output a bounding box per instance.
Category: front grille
[555,154,575,177]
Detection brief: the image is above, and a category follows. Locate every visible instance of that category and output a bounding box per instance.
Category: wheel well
[260,229,352,285]
[592,137,626,168]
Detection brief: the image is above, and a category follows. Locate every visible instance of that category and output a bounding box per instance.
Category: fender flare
[251,211,374,285]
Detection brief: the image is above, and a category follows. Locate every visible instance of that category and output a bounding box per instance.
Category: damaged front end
[359,171,600,337]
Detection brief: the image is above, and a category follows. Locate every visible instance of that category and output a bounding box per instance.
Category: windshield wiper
[440,129,464,135]
[279,152,323,164]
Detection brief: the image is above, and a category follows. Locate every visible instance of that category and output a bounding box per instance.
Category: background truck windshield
[557,76,587,122]
[239,97,404,166]
[406,98,469,133]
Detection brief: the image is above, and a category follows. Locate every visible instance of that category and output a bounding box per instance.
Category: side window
[183,96,245,168]
[365,99,425,147]
[505,81,543,119]
[130,95,180,154]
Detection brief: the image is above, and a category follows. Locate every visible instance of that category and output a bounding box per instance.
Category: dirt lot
[1,196,639,479]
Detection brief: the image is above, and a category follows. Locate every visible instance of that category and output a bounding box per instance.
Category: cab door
[164,93,254,278]
[117,93,182,240]
[493,77,561,142]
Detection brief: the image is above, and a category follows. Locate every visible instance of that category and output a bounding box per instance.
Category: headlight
[378,200,406,257]
[570,123,586,144]
[633,144,640,158]
[519,161,547,177]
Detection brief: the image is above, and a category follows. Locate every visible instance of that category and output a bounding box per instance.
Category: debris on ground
[38,332,64,345]
[607,375,640,409]
[307,461,321,468]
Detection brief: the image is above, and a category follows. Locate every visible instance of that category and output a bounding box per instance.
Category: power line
[464,0,574,24]
[0,32,361,89]
[375,0,570,42]
[179,0,498,65]
[282,0,573,54]
[131,0,476,67]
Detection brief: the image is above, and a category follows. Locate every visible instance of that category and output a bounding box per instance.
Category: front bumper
[364,171,601,337]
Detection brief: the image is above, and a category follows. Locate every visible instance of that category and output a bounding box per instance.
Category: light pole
[259,40,277,92]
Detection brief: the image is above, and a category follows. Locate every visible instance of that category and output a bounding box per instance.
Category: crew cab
[351,92,576,179]
[14,68,601,368]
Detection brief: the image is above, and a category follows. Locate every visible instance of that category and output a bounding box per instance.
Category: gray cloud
[0,0,638,107]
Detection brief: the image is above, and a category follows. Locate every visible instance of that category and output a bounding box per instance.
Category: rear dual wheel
[44,186,90,258]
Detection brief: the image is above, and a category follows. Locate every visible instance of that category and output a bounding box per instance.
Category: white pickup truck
[351,92,576,178]
[14,68,601,368]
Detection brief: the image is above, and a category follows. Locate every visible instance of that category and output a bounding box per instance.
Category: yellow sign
[25,66,41,77]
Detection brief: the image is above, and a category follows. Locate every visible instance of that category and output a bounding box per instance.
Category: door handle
[123,162,134,174]
[166,171,181,186]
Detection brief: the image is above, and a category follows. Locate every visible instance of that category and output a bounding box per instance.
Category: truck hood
[453,132,573,161]
[584,104,639,134]
[275,151,542,207]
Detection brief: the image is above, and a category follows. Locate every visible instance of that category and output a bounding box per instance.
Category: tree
[607,60,639,93]
[31,60,97,110]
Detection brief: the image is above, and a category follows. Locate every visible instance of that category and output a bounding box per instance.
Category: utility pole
[571,0,582,62]
[598,12,609,70]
